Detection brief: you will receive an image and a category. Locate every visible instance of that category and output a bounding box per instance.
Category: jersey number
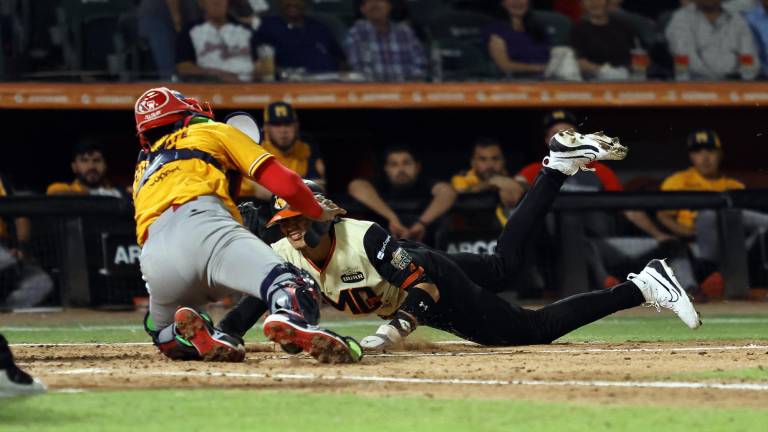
[322,287,382,315]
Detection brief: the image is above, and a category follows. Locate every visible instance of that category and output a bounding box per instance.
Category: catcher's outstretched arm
[252,159,323,218]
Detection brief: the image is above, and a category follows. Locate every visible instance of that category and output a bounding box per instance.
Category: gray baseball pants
[139,195,288,329]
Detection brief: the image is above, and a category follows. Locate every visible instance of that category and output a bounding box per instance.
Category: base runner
[223,130,701,351]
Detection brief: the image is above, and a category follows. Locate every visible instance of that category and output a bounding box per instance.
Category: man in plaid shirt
[344,0,427,81]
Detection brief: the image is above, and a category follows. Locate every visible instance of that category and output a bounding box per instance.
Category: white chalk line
[47,367,768,392]
[3,317,768,333]
[11,342,768,360]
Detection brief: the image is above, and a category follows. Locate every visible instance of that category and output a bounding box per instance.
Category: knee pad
[143,312,200,360]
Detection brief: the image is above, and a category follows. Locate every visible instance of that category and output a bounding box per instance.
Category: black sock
[218,296,269,338]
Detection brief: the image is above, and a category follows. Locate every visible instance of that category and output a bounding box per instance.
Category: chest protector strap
[136,148,223,193]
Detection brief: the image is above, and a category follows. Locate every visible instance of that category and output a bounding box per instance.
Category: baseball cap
[686,129,722,151]
[72,138,104,159]
[264,101,297,125]
[542,109,578,131]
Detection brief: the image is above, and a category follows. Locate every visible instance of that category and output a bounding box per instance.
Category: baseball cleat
[174,307,246,362]
[544,129,628,175]
[0,335,46,398]
[263,312,363,364]
[628,259,702,329]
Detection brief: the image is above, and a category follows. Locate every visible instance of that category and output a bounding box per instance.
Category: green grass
[1,390,766,432]
[3,314,768,431]
[675,366,768,381]
[3,314,767,345]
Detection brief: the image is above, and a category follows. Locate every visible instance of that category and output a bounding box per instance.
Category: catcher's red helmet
[134,87,214,145]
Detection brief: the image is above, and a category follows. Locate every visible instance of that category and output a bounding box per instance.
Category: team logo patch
[341,271,365,284]
[136,89,170,115]
[274,197,288,210]
[390,247,412,270]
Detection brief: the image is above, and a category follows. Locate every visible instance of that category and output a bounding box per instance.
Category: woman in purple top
[486,0,550,77]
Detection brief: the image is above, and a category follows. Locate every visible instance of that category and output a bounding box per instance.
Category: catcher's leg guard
[144,312,200,360]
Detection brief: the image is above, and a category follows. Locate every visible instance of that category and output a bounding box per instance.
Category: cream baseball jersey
[271,218,429,317]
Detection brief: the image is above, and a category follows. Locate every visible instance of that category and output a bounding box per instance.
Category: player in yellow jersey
[133,87,361,363]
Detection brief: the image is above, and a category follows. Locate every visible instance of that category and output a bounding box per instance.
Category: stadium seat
[307,12,349,49]
[427,9,495,48]
[402,0,451,26]
[613,10,657,50]
[57,0,135,76]
[529,10,572,46]
[434,38,498,81]
[307,0,356,25]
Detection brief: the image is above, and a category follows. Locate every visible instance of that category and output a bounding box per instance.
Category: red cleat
[174,307,245,362]
[263,312,362,364]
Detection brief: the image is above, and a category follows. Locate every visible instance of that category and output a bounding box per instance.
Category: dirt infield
[5,303,768,408]
[12,340,768,408]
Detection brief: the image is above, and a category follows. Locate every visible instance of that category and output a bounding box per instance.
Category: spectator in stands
[176,0,261,82]
[658,129,768,296]
[348,145,456,245]
[743,0,768,76]
[240,101,324,199]
[665,0,758,79]
[255,0,345,74]
[229,0,270,30]
[571,0,638,79]
[0,174,53,308]
[344,0,427,81]
[726,0,760,13]
[451,137,526,227]
[485,0,551,77]
[46,141,125,198]
[515,110,697,291]
[137,0,201,81]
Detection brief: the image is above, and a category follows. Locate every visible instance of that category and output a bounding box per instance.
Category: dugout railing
[1,191,766,308]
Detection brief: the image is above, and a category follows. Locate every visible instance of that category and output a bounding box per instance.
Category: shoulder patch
[376,235,391,260]
[390,247,412,270]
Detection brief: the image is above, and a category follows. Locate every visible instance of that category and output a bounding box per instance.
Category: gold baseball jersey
[271,218,428,317]
[133,121,273,245]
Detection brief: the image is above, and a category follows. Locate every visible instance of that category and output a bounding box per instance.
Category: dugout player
[222,130,701,351]
[133,87,361,363]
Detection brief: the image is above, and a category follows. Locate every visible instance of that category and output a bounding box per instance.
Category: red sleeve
[515,163,542,185]
[252,158,323,218]
[594,163,623,191]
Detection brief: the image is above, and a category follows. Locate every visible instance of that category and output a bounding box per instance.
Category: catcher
[223,130,701,351]
[133,87,361,363]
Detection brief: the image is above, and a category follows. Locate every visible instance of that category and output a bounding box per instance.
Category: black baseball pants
[412,167,645,345]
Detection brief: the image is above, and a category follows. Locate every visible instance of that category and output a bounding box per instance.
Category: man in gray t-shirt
[666,0,758,79]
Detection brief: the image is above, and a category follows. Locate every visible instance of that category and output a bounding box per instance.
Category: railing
[1,191,766,307]
[3,82,768,109]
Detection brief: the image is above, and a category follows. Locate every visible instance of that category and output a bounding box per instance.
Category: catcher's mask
[266,179,333,248]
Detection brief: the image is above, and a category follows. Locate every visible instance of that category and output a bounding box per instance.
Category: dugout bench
[1,191,766,307]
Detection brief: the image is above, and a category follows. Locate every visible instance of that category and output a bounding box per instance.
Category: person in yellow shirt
[46,141,125,198]
[658,129,767,296]
[132,87,359,364]
[451,137,526,227]
[240,101,325,199]
[658,129,745,236]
